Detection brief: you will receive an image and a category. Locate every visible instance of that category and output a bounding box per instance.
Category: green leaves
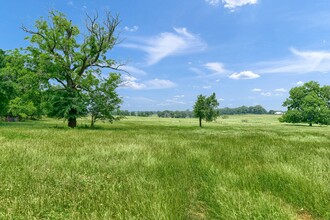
[21,10,121,127]
[0,49,44,119]
[280,81,330,126]
[193,93,219,127]
[88,73,122,127]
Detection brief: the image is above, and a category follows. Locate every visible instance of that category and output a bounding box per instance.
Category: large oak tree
[23,11,122,127]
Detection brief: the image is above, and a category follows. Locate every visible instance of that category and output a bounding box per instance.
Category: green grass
[0,115,329,219]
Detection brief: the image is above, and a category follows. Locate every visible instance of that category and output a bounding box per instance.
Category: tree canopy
[22,10,122,127]
[193,93,219,127]
[279,81,330,126]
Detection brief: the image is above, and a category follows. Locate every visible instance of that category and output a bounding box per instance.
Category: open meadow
[0,115,329,219]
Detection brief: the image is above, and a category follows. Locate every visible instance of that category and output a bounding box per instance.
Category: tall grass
[0,115,329,219]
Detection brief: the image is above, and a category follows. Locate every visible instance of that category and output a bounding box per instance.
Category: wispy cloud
[120,75,146,90]
[274,88,287,92]
[258,48,330,74]
[120,76,176,90]
[67,1,74,6]
[260,92,272,97]
[147,79,176,89]
[205,0,258,10]
[190,62,229,79]
[229,71,260,80]
[122,27,207,65]
[252,88,262,92]
[189,67,206,76]
[159,95,187,106]
[204,62,227,74]
[121,66,147,76]
[124,26,139,32]
[223,0,258,9]
[205,0,220,6]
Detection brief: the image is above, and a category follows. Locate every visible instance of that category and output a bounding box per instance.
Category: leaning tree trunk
[68,108,77,128]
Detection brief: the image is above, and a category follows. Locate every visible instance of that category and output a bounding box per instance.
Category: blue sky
[1,0,330,111]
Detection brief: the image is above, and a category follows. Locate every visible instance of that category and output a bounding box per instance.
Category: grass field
[0,115,329,219]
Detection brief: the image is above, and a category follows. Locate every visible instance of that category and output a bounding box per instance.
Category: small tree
[279,81,330,126]
[193,93,219,127]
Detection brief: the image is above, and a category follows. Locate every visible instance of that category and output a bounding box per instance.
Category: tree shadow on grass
[281,123,326,127]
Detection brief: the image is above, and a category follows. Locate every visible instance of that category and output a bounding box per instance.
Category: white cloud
[261,92,272,97]
[67,1,74,6]
[120,75,146,90]
[274,88,287,92]
[259,48,330,74]
[146,79,176,89]
[205,0,220,6]
[124,26,139,32]
[121,66,147,76]
[223,0,258,9]
[189,67,206,76]
[120,76,176,90]
[122,27,207,65]
[205,0,257,9]
[202,86,212,89]
[252,88,262,92]
[296,81,304,86]
[204,62,227,74]
[174,95,185,98]
[218,98,225,101]
[229,71,260,80]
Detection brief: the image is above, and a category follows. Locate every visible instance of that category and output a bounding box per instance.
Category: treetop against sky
[1,0,330,111]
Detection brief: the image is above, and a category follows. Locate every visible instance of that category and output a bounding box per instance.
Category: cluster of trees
[116,110,154,117]
[157,110,194,118]
[280,81,330,126]
[219,105,268,115]
[0,11,122,128]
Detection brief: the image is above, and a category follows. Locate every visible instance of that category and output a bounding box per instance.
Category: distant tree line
[115,105,280,119]
[219,105,270,115]
[115,110,194,118]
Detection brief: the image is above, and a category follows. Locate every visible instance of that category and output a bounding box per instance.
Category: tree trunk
[68,108,77,128]
[309,123,312,126]
[68,117,77,128]
[199,117,202,127]
[91,115,95,128]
